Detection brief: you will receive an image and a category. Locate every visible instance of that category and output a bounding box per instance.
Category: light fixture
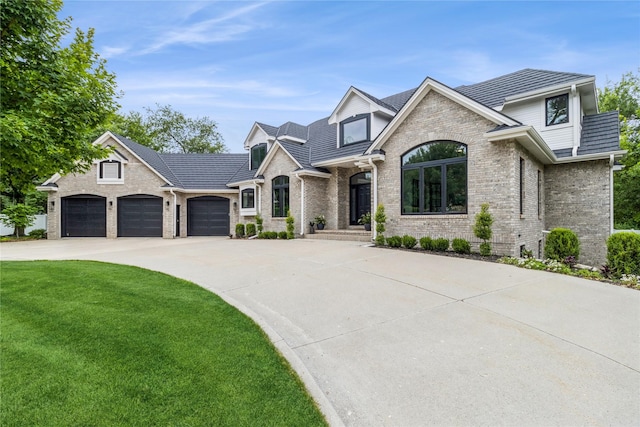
[166,201,170,206]
[109,200,113,207]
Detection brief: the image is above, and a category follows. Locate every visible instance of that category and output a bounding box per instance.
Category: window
[99,160,122,182]
[401,141,467,214]
[272,176,289,217]
[340,114,369,146]
[519,158,525,216]
[545,94,569,126]
[251,144,267,170]
[241,188,255,209]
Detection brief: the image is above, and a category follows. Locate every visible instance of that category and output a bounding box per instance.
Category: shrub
[479,242,492,256]
[386,235,402,248]
[27,228,47,239]
[419,236,433,251]
[544,228,580,261]
[268,231,278,239]
[432,238,449,252]
[563,255,577,268]
[374,204,386,245]
[256,214,263,233]
[235,223,245,238]
[0,203,38,237]
[286,210,295,239]
[278,231,288,239]
[474,203,494,256]
[401,235,417,249]
[452,238,471,254]
[606,232,640,276]
[246,223,256,237]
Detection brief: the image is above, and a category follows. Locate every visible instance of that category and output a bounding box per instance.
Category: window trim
[97,160,123,184]
[241,188,255,209]
[340,114,370,146]
[251,143,267,170]
[400,141,468,215]
[545,93,569,127]
[272,175,289,218]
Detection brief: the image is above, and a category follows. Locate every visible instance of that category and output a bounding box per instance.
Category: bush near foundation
[246,223,256,237]
[452,238,471,254]
[402,235,417,249]
[278,231,288,240]
[607,232,640,276]
[386,236,402,248]
[419,236,433,250]
[432,238,450,252]
[235,223,245,238]
[544,228,580,261]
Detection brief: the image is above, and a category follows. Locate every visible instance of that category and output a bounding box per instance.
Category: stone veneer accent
[544,159,611,266]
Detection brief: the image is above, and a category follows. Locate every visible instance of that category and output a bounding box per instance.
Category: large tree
[598,70,640,229]
[0,0,120,202]
[108,104,227,154]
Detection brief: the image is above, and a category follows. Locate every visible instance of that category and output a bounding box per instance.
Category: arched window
[272,176,289,217]
[401,141,467,214]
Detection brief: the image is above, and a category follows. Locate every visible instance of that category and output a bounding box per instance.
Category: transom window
[272,176,289,217]
[251,143,267,170]
[340,114,369,146]
[401,141,467,214]
[241,188,255,209]
[545,94,569,126]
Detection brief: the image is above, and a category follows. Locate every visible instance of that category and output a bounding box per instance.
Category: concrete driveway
[2,238,639,426]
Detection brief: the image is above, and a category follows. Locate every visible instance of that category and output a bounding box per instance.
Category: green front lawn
[0,261,326,426]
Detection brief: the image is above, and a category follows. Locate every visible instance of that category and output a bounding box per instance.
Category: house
[39,69,624,266]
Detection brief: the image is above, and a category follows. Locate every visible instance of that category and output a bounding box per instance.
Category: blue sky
[61,1,640,153]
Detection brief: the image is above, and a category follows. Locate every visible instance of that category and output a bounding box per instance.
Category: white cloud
[101,45,130,59]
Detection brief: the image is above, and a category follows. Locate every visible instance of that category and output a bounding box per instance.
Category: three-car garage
[60,194,230,238]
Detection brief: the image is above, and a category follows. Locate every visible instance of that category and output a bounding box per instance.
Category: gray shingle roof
[555,111,621,158]
[277,121,308,141]
[226,159,256,185]
[256,122,279,137]
[114,134,183,187]
[160,153,247,189]
[455,68,593,108]
[356,87,398,112]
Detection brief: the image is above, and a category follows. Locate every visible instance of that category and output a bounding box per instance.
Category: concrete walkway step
[305,229,372,242]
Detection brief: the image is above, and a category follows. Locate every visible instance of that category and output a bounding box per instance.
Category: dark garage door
[118,195,163,237]
[62,195,106,237]
[187,196,229,236]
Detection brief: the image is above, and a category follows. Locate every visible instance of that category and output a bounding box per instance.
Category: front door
[350,172,371,225]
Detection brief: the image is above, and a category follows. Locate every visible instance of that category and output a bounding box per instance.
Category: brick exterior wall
[544,160,611,266]
[45,136,237,239]
[259,147,301,233]
[376,90,531,256]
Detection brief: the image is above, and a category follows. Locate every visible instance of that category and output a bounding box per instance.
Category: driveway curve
[2,238,639,426]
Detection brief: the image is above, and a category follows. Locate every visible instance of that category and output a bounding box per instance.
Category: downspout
[571,84,581,157]
[295,173,305,236]
[609,154,615,234]
[368,158,378,241]
[169,188,177,238]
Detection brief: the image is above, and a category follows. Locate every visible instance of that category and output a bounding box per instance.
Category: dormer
[328,87,397,148]
[244,122,278,170]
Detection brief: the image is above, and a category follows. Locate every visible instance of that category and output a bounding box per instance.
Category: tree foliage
[0,203,38,237]
[107,104,227,154]
[598,70,640,229]
[0,0,120,202]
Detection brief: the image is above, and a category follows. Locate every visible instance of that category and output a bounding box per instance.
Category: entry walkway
[2,238,639,426]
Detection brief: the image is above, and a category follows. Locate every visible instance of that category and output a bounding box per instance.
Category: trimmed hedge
[607,232,640,276]
[235,223,245,238]
[432,238,449,252]
[419,236,433,250]
[452,238,471,254]
[545,228,580,261]
[278,231,288,240]
[402,235,417,249]
[246,223,256,237]
[386,235,402,248]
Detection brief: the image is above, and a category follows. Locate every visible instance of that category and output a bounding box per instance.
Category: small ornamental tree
[374,204,386,246]
[474,203,494,256]
[1,203,38,237]
[286,210,295,239]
